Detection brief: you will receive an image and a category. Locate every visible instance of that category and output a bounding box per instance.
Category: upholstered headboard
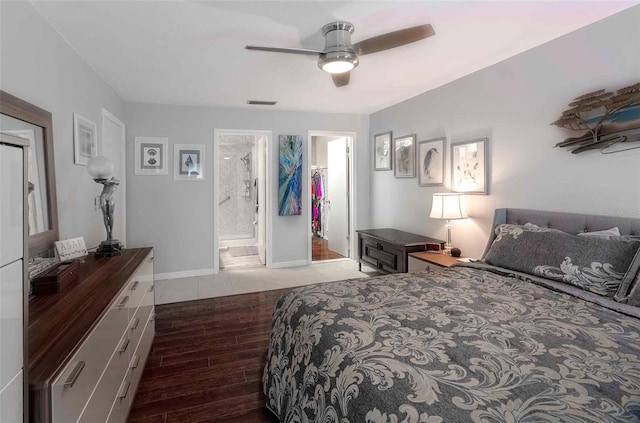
[481,208,640,259]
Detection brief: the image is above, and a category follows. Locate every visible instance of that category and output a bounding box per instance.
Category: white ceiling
[31,1,637,114]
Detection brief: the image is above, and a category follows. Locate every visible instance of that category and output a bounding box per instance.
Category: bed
[263,209,640,422]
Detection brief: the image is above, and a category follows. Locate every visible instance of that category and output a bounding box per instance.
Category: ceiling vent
[247,100,277,106]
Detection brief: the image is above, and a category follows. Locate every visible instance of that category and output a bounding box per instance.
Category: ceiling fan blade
[354,24,435,55]
[245,45,323,56]
[332,72,350,88]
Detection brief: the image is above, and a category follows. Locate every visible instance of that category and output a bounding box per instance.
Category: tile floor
[154,259,378,305]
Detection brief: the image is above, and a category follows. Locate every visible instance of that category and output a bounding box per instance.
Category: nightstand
[408,251,468,272]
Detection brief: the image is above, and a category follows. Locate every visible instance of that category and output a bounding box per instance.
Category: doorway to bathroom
[214,129,270,271]
[308,131,355,263]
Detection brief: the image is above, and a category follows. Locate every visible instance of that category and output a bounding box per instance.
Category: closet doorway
[309,131,354,262]
[214,129,271,271]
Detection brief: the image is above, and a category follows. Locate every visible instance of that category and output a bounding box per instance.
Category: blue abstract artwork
[278,135,303,216]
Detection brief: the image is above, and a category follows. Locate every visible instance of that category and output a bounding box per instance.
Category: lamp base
[95,239,124,257]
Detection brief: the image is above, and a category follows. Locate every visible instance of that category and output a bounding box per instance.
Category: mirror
[0,91,59,257]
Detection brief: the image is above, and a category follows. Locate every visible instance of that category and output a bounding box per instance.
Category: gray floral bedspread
[263,266,640,422]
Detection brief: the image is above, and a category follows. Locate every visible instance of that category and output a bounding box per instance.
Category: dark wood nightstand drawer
[362,238,402,273]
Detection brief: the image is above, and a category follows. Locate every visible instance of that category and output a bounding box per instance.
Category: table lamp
[87,156,123,257]
[429,193,467,254]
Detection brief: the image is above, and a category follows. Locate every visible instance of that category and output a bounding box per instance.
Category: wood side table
[408,251,468,272]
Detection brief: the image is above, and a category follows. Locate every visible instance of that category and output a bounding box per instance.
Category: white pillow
[578,227,621,237]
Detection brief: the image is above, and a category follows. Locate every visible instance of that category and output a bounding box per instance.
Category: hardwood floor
[129,288,293,423]
[312,235,345,261]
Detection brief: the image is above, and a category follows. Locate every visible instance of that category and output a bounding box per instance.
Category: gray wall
[124,102,369,274]
[370,6,640,259]
[0,1,126,250]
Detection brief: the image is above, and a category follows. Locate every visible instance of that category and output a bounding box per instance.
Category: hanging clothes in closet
[311,168,326,237]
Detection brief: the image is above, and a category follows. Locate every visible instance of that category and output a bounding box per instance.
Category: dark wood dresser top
[28,247,152,388]
[356,228,444,247]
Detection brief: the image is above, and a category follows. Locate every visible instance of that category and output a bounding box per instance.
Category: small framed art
[73,113,98,165]
[374,131,392,171]
[418,137,445,186]
[135,137,168,175]
[451,138,488,194]
[393,134,416,178]
[174,144,205,180]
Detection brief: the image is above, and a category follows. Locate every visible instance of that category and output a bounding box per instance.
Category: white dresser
[0,136,29,423]
[29,248,155,423]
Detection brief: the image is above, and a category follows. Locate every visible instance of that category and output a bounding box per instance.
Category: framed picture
[393,134,416,178]
[451,138,488,194]
[73,113,97,165]
[374,131,392,171]
[174,144,205,180]
[417,137,445,186]
[278,135,303,216]
[135,137,168,175]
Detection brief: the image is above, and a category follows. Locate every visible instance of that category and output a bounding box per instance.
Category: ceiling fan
[245,22,435,88]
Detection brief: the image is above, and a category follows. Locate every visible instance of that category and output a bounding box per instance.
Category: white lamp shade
[430,193,467,220]
[87,155,114,179]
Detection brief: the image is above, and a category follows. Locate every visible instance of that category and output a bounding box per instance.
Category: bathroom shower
[240,153,252,202]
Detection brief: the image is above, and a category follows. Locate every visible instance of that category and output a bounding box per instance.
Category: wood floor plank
[129,289,291,422]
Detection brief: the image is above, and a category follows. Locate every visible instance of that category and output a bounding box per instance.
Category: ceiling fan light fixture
[318,51,358,74]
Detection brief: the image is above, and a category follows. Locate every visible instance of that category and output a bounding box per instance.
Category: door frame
[213,129,273,273]
[307,130,357,264]
[101,108,126,245]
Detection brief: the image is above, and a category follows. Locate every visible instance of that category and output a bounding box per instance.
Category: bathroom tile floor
[155,259,379,305]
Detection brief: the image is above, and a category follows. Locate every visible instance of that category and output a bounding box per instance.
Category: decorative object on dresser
[88,156,123,257]
[174,143,205,180]
[429,192,467,254]
[31,261,80,295]
[417,137,445,186]
[29,248,155,423]
[551,82,640,154]
[73,113,98,166]
[134,136,168,175]
[393,134,416,178]
[356,228,445,273]
[408,250,468,272]
[54,237,88,262]
[0,132,29,423]
[373,131,392,171]
[451,137,488,194]
[278,135,303,216]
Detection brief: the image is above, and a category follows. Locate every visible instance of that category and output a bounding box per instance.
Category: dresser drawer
[129,311,155,400]
[408,256,436,272]
[362,238,403,273]
[51,295,129,423]
[129,289,154,357]
[77,331,131,423]
[106,371,131,423]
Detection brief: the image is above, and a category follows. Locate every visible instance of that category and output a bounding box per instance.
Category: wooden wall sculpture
[551,82,640,154]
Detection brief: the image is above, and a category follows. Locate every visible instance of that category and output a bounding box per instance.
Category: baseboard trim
[155,268,216,280]
[269,259,309,269]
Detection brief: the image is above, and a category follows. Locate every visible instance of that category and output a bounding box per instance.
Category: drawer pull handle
[118,380,131,400]
[130,317,140,331]
[117,296,130,309]
[148,256,154,262]
[150,313,155,322]
[119,338,130,354]
[130,354,140,369]
[148,284,155,293]
[63,361,85,389]
[376,243,383,251]
[130,281,139,291]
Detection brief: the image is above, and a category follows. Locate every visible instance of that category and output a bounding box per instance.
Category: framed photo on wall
[374,131,392,171]
[135,137,168,175]
[417,137,445,186]
[393,134,416,178]
[73,113,98,165]
[451,137,488,194]
[174,144,205,180]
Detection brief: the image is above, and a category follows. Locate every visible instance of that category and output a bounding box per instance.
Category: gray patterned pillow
[484,224,640,297]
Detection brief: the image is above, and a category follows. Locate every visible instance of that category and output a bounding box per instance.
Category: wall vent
[247,100,277,106]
